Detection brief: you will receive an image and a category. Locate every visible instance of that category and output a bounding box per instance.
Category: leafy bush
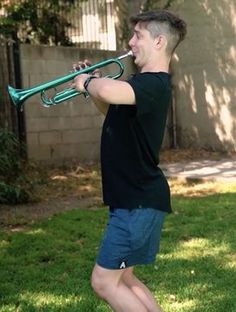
[0,129,30,204]
[0,0,75,45]
[0,181,29,204]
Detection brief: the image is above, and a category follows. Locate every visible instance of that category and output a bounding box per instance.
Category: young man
[73,10,187,312]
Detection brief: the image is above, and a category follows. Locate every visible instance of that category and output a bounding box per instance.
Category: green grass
[0,183,236,312]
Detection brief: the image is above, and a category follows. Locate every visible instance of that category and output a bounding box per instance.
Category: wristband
[83,76,98,93]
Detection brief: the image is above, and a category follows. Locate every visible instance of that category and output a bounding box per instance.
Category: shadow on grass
[0,191,236,311]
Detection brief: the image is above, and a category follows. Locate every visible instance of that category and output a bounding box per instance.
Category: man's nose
[128,35,135,47]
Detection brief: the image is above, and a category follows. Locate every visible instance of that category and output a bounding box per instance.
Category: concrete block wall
[171,0,236,151]
[20,46,136,163]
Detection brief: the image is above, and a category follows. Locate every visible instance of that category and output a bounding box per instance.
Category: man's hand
[71,60,101,93]
[72,73,90,93]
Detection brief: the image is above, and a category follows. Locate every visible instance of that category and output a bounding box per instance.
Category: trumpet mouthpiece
[127,50,133,56]
[118,50,133,60]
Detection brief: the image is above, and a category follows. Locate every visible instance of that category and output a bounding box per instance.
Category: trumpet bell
[7,85,36,111]
[7,86,23,110]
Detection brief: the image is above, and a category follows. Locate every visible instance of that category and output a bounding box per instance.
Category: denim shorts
[96,207,167,270]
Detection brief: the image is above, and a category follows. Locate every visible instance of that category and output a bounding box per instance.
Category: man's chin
[133,56,139,64]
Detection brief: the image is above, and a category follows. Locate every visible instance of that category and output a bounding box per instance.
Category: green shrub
[0,129,30,204]
[0,181,29,204]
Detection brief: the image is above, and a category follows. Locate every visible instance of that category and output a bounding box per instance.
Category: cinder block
[62,128,101,144]
[39,131,62,145]
[73,116,94,129]
[26,132,39,145]
[25,101,52,118]
[92,115,104,128]
[67,142,100,162]
[44,60,67,75]
[26,117,49,132]
[22,59,47,75]
[27,144,51,161]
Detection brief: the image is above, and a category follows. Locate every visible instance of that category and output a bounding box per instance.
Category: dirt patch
[0,196,102,230]
[0,163,103,229]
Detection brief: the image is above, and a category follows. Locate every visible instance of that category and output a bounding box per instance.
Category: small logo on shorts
[119,261,127,269]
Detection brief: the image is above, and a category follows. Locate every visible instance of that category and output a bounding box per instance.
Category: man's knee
[91,265,116,299]
[91,268,105,297]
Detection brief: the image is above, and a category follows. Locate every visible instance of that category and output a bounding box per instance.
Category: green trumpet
[7,50,133,110]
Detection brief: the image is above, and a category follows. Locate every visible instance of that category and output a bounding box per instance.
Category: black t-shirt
[100,72,172,213]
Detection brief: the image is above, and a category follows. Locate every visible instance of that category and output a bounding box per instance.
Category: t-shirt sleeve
[127,73,167,116]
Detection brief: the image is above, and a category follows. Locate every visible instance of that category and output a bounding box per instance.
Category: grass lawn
[0,179,236,312]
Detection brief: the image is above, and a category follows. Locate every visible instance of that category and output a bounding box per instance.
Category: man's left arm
[73,74,136,105]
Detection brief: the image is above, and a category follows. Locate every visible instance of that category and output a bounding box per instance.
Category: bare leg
[122,267,163,312]
[91,264,148,312]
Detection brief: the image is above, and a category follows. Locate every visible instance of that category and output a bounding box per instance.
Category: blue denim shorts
[96,207,167,270]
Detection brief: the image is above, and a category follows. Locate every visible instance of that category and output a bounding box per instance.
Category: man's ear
[155,35,167,50]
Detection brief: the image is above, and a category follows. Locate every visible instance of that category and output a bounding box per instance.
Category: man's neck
[140,56,170,73]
